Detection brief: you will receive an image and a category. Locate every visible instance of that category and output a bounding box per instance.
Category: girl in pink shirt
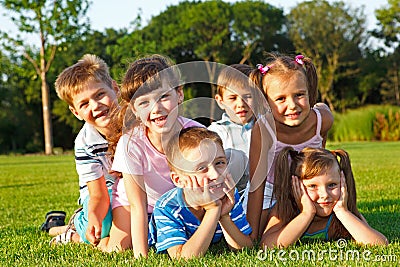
[99,55,203,255]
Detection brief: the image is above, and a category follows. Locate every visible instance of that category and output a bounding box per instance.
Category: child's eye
[197,166,208,173]
[96,91,105,98]
[306,184,317,189]
[79,102,88,109]
[138,100,149,107]
[160,93,170,100]
[328,183,338,188]
[215,160,226,167]
[275,97,285,102]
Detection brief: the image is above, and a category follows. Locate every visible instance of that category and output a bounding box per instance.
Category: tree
[0,0,90,154]
[231,0,290,65]
[287,0,366,111]
[374,0,400,105]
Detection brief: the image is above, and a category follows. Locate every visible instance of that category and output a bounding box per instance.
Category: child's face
[172,140,230,202]
[69,80,118,136]
[216,87,254,125]
[266,73,310,127]
[302,165,341,217]
[133,83,183,135]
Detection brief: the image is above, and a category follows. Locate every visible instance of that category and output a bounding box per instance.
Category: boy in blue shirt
[43,54,119,246]
[149,127,252,259]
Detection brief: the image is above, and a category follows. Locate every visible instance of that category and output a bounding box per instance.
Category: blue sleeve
[152,205,189,253]
[230,191,252,235]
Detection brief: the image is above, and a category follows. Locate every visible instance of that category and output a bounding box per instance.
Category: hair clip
[257,64,271,75]
[295,55,305,65]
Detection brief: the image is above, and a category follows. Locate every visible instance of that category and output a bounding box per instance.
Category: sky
[0,0,389,44]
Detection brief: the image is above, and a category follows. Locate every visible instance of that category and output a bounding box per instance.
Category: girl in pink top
[99,55,203,255]
[246,53,334,240]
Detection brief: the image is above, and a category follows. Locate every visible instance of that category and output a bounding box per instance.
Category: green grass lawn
[0,142,399,266]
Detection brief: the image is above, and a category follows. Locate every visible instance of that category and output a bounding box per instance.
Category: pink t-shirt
[111,117,204,213]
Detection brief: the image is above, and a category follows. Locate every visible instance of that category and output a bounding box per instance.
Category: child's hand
[86,223,101,246]
[333,171,348,214]
[292,176,316,215]
[184,176,221,210]
[220,173,235,218]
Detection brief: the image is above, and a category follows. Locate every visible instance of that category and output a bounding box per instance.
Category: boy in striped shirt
[149,127,253,259]
[46,54,119,246]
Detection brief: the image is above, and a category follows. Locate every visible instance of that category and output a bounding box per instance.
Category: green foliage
[330,105,400,142]
[288,0,366,111]
[0,142,399,266]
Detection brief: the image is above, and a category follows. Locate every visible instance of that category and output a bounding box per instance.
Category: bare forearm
[246,186,264,240]
[335,211,388,245]
[263,212,314,248]
[174,208,220,259]
[219,215,253,249]
[131,205,149,257]
[88,194,109,224]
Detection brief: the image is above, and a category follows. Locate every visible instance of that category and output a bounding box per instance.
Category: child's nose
[207,166,220,181]
[318,187,328,198]
[287,97,296,109]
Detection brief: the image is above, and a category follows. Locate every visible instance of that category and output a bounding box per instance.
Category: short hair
[165,127,224,173]
[216,64,256,96]
[55,54,113,107]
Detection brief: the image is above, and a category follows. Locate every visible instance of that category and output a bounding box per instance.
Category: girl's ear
[215,94,225,110]
[170,171,185,188]
[176,86,184,104]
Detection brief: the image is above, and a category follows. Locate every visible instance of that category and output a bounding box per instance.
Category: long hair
[273,147,362,240]
[249,52,318,107]
[107,54,180,159]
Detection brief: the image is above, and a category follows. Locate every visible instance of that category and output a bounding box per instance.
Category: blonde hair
[273,147,362,240]
[55,54,113,107]
[165,127,223,173]
[250,53,318,106]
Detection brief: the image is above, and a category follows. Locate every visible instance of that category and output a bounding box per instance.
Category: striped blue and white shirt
[149,187,252,253]
[74,123,115,205]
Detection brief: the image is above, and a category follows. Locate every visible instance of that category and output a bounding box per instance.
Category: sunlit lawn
[0,141,399,266]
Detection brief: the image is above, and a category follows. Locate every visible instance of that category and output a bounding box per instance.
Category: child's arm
[219,174,253,249]
[167,205,221,259]
[261,176,316,248]
[86,176,110,246]
[314,103,334,147]
[247,121,273,240]
[333,173,388,245]
[123,173,150,257]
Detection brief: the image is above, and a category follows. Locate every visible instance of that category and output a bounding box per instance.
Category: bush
[329,105,400,142]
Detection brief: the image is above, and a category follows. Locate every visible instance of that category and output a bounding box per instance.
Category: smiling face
[216,86,255,125]
[265,72,310,127]
[302,165,341,217]
[133,82,184,136]
[172,140,229,201]
[69,80,118,136]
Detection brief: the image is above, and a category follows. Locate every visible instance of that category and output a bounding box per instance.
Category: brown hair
[216,64,259,96]
[55,54,113,107]
[249,53,319,106]
[273,147,362,240]
[165,127,224,173]
[107,54,180,159]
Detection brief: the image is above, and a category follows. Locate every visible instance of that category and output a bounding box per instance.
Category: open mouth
[151,115,167,126]
[285,112,300,119]
[209,183,223,190]
[95,110,108,119]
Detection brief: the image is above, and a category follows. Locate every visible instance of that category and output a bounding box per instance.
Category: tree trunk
[41,73,53,155]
